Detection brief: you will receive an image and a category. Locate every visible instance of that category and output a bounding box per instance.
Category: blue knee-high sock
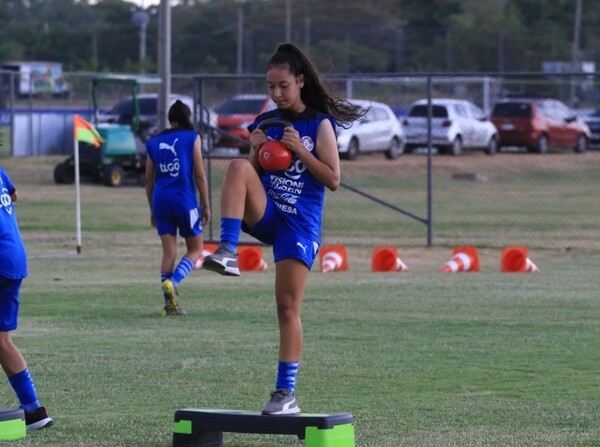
[8,369,40,412]
[220,217,242,252]
[275,361,300,393]
[171,257,193,286]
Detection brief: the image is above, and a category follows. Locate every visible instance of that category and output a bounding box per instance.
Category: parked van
[1,61,70,98]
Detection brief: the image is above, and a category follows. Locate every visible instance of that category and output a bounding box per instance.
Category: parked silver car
[337,99,405,160]
[403,98,498,155]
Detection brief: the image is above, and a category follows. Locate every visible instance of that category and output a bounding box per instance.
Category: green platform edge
[0,418,26,441]
[305,424,355,447]
[173,419,192,435]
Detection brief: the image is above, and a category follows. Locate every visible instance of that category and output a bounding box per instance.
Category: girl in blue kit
[203,43,367,414]
[145,100,211,316]
[0,166,53,430]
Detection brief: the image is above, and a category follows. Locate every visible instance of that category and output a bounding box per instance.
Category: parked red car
[214,94,276,153]
[491,98,590,153]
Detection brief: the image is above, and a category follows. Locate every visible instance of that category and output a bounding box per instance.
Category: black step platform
[173,408,355,447]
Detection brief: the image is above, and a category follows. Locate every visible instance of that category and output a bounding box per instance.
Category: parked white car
[337,99,405,160]
[403,98,498,155]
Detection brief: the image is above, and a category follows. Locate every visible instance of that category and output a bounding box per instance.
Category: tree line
[0,0,598,75]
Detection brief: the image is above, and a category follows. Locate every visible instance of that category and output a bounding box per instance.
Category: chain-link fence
[1,71,598,253]
[193,72,599,254]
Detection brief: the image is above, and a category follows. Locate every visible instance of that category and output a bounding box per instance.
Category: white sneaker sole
[27,417,53,431]
[202,258,240,276]
[262,403,300,415]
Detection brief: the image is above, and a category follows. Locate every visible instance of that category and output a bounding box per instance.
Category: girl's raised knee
[227,158,252,173]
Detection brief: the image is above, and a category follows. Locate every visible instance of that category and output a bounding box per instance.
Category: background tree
[0,0,599,75]
[396,0,463,71]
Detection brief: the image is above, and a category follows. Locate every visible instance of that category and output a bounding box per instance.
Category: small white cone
[395,257,409,272]
[525,258,540,272]
[259,258,268,271]
[322,251,343,273]
[194,248,214,270]
[441,252,472,273]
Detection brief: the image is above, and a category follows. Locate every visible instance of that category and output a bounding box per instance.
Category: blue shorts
[0,277,21,332]
[155,207,203,238]
[243,199,320,269]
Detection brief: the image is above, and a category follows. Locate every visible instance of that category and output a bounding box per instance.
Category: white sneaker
[261,389,300,415]
[202,245,240,276]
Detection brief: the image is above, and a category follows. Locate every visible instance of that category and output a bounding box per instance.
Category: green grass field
[1,155,599,446]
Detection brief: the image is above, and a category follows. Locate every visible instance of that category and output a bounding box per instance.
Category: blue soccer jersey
[146,128,200,217]
[249,108,336,242]
[0,168,27,279]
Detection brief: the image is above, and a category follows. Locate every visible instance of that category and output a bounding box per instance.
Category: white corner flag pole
[73,137,82,254]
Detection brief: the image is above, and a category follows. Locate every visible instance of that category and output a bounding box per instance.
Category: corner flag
[72,114,104,254]
[73,114,104,148]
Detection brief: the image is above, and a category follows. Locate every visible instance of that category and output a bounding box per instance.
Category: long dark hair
[168,100,194,131]
[267,42,367,128]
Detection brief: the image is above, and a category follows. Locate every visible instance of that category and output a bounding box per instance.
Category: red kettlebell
[257,118,293,171]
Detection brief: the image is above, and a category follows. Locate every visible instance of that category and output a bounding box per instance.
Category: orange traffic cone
[371,246,409,272]
[238,246,268,271]
[319,245,348,273]
[195,243,218,270]
[501,246,540,273]
[440,246,480,273]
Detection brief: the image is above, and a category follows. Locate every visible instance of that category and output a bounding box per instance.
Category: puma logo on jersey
[296,242,308,254]
[159,138,178,157]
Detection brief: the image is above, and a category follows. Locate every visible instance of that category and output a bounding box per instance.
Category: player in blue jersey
[0,166,53,430]
[203,43,367,414]
[145,100,211,316]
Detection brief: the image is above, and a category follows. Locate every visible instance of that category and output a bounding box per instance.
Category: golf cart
[54,74,162,187]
